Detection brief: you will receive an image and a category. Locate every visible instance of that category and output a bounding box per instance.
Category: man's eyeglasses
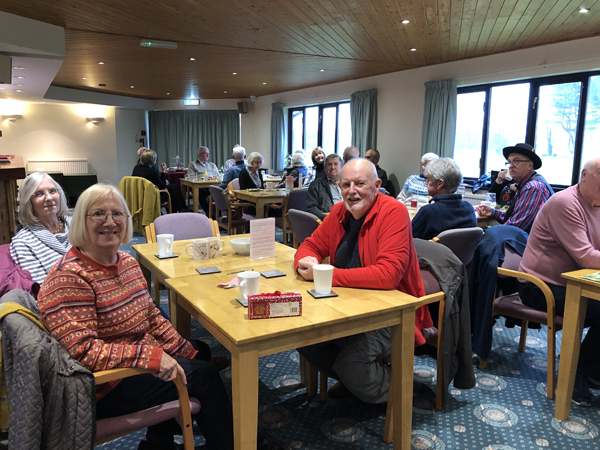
[86,210,129,224]
[33,189,59,199]
[505,159,530,167]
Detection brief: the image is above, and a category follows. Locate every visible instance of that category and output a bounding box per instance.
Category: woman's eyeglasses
[86,210,129,224]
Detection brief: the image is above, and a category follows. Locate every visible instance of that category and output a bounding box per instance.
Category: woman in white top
[10,172,71,284]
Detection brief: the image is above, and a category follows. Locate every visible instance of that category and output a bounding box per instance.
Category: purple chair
[154,213,214,240]
[287,209,320,248]
[210,185,254,235]
[435,227,484,267]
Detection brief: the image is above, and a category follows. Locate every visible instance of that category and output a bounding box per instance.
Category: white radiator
[27,158,88,174]
[463,191,487,206]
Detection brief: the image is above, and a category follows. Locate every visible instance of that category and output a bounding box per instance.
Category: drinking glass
[486,193,496,209]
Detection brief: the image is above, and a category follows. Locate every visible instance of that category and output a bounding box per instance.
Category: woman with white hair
[239,152,265,190]
[396,152,440,205]
[276,153,308,188]
[411,158,476,240]
[9,172,71,284]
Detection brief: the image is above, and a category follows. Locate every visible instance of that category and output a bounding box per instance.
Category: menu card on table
[250,218,276,259]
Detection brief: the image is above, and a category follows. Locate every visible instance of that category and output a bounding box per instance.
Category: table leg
[171,290,191,339]
[555,282,587,420]
[391,308,415,450]
[255,199,266,219]
[208,192,213,219]
[299,355,318,396]
[231,346,259,450]
[192,186,199,213]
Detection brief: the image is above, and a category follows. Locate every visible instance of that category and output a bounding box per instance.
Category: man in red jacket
[294,158,432,403]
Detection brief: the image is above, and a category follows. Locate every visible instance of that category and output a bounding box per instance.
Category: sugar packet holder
[248,291,302,319]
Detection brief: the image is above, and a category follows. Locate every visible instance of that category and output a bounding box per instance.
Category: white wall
[242,36,600,194]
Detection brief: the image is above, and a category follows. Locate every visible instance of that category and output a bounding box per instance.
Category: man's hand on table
[297,256,320,280]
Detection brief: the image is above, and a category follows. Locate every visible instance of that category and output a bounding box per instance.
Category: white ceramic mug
[313,264,334,294]
[185,239,209,260]
[265,181,274,191]
[207,237,225,258]
[238,271,260,302]
[157,234,174,257]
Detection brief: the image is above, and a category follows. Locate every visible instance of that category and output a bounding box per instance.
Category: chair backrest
[499,244,522,274]
[378,187,386,195]
[210,185,228,212]
[154,213,214,240]
[287,188,308,212]
[118,176,161,235]
[231,178,240,191]
[420,267,442,295]
[287,209,320,245]
[435,227,484,266]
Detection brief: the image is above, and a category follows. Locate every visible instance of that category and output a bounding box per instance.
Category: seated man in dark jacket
[305,154,343,218]
[412,158,476,240]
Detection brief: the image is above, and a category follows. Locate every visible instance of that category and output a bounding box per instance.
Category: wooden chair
[266,189,308,245]
[160,188,172,214]
[227,178,240,197]
[287,209,321,248]
[94,369,199,450]
[492,245,561,399]
[432,227,484,267]
[210,185,254,235]
[118,176,162,237]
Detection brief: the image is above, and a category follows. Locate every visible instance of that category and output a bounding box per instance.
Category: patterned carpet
[95,232,600,450]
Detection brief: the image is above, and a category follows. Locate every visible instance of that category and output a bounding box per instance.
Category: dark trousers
[197,188,210,215]
[518,281,600,378]
[96,341,232,450]
[161,185,188,213]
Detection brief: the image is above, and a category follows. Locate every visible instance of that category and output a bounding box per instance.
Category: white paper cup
[206,237,225,258]
[313,264,334,294]
[157,234,174,257]
[185,238,209,260]
[265,181,274,191]
[238,271,260,301]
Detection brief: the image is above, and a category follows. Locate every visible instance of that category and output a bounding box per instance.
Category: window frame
[458,69,600,188]
[287,101,350,158]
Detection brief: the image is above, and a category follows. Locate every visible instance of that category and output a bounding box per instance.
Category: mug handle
[218,240,225,251]
[185,244,194,256]
[239,279,248,301]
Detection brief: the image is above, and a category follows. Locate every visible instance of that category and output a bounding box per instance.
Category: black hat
[502,143,542,170]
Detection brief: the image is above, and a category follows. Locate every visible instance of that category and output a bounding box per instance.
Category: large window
[288,101,351,164]
[456,71,600,186]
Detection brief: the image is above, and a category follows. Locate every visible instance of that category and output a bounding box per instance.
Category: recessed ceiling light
[13,66,26,70]
[233,72,237,75]
[15,76,25,79]
[82,77,87,80]
[580,8,589,13]
[167,92,170,95]
[251,28,262,32]
[224,91,228,93]
[410,48,417,51]
[190,57,196,61]
[402,19,410,24]
[320,69,325,72]
[263,82,266,85]
[40,101,45,103]
[130,85,134,88]
[15,83,24,86]
[15,89,23,93]
[98,61,105,65]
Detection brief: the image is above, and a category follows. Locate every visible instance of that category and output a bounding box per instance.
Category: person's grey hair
[69,183,133,248]
[583,158,599,173]
[197,146,209,155]
[343,146,359,161]
[291,153,305,167]
[18,172,69,225]
[424,158,462,194]
[233,146,246,161]
[140,149,157,165]
[325,154,342,165]
[137,147,149,157]
[421,152,440,164]
[247,152,264,166]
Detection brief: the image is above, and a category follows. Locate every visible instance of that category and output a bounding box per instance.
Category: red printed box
[248,291,302,319]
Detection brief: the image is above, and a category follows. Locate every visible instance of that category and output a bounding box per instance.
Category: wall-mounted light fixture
[86,117,104,124]
[2,114,22,121]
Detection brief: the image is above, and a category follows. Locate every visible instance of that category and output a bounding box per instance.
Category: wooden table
[132,234,296,312]
[555,269,600,420]
[180,178,220,215]
[165,257,422,450]
[233,188,289,219]
[0,156,26,244]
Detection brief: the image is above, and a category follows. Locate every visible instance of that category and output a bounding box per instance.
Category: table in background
[233,188,289,219]
[165,259,421,450]
[0,156,26,244]
[555,269,600,420]
[180,178,220,215]
[163,170,186,186]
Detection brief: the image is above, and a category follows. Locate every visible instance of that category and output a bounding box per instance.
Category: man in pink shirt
[518,157,600,406]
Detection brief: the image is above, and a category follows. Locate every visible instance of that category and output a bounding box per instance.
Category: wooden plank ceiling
[1,0,599,100]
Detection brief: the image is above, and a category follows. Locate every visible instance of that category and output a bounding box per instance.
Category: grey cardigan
[305,176,336,218]
[1,289,95,450]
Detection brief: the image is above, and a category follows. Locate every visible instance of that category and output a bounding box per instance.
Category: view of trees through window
[454,71,600,186]
[288,102,351,165]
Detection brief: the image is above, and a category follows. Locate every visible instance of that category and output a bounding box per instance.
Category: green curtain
[148,110,240,169]
[421,80,457,158]
[270,102,285,170]
[350,89,378,155]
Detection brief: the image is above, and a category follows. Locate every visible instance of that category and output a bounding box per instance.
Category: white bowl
[230,238,251,255]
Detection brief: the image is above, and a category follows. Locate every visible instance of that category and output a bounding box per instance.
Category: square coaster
[154,253,179,259]
[307,289,338,299]
[236,297,248,307]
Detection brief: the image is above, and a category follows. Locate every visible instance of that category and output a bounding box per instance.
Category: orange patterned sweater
[38,247,196,399]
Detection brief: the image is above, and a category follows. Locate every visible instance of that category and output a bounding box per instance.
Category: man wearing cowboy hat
[476,143,554,233]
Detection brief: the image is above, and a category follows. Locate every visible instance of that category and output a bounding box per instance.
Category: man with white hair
[294,158,432,403]
[188,146,219,214]
[219,146,246,190]
[396,152,439,204]
[518,157,600,406]
[342,146,359,163]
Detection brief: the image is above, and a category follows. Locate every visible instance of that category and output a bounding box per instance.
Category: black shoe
[210,355,230,371]
[257,433,292,450]
[327,381,353,399]
[572,372,592,407]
